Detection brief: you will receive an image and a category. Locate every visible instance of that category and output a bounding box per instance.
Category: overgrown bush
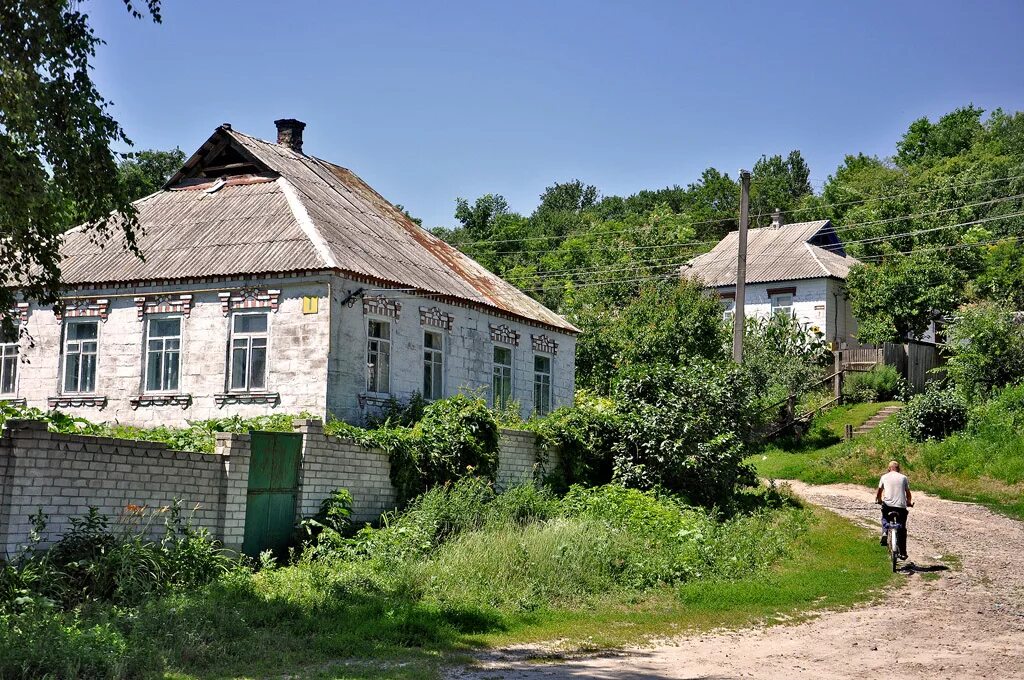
[742,315,832,420]
[897,384,969,442]
[943,301,1024,399]
[612,360,756,506]
[530,391,622,489]
[0,503,234,612]
[327,395,501,507]
[842,364,905,403]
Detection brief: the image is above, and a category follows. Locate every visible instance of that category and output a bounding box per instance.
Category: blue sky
[90,0,1024,228]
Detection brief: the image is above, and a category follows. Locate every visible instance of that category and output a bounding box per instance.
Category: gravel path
[447,482,1024,679]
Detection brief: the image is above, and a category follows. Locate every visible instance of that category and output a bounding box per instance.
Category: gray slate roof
[681,219,860,288]
[59,126,577,333]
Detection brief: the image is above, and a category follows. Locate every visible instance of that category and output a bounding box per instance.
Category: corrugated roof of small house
[680,219,860,288]
[59,125,577,333]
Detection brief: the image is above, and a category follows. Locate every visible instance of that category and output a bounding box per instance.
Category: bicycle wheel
[889,528,898,572]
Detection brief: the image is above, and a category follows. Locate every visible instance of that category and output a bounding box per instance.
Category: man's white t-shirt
[879,471,910,508]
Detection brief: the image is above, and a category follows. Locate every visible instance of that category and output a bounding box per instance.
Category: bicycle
[879,501,913,572]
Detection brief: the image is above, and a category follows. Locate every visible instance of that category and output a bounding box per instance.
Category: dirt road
[448,482,1024,679]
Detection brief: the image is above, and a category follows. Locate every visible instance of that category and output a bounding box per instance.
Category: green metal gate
[242,431,302,559]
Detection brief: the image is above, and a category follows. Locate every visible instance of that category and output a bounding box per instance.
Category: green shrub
[918,384,1024,483]
[326,395,501,507]
[943,301,1024,399]
[842,364,905,403]
[612,360,756,505]
[897,384,969,442]
[530,391,623,489]
[1,503,234,612]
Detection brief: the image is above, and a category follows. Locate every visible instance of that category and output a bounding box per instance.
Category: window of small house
[145,317,181,392]
[0,327,18,395]
[367,320,391,393]
[230,313,268,391]
[423,330,443,400]
[63,320,99,393]
[721,299,736,323]
[492,345,513,409]
[533,354,552,416]
[771,293,794,318]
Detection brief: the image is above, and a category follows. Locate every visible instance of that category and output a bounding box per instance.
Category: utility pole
[733,169,751,362]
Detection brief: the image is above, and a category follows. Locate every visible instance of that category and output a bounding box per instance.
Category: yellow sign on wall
[302,296,319,314]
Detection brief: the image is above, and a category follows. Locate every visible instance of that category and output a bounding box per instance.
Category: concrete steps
[853,404,903,436]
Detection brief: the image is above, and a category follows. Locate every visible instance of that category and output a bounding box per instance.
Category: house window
[145,317,181,393]
[423,330,443,400]
[230,313,268,392]
[367,320,391,393]
[722,299,736,323]
[0,333,18,395]
[771,293,794,318]
[533,355,552,416]
[63,320,99,393]
[492,346,513,409]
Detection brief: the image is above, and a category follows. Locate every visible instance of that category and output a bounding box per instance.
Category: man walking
[876,460,912,560]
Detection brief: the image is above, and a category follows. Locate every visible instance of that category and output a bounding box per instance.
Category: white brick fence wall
[0,419,553,557]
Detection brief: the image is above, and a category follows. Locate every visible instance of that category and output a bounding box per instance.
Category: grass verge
[751,404,1024,521]
[468,506,894,653]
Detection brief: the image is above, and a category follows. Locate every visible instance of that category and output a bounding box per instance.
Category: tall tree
[117,148,186,201]
[0,0,162,335]
[749,150,813,225]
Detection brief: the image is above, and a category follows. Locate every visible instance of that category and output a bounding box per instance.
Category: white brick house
[681,218,861,344]
[1,120,577,425]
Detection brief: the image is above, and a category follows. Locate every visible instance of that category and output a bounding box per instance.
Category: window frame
[0,340,18,396]
[62,319,100,395]
[770,292,795,318]
[491,344,513,410]
[366,318,392,395]
[144,315,183,394]
[533,354,552,416]
[228,311,270,393]
[721,299,736,323]
[422,330,444,401]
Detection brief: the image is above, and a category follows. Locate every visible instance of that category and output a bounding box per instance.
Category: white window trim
[228,311,271,393]
[366,317,392,396]
[492,344,514,409]
[533,354,552,416]
[422,330,444,401]
[721,299,736,323]
[61,319,101,395]
[770,293,795,318]
[0,341,19,396]
[143,314,183,394]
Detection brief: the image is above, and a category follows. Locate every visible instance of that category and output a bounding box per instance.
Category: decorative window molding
[489,323,521,346]
[9,303,29,324]
[54,298,110,322]
[717,291,736,300]
[531,334,559,355]
[218,288,280,316]
[363,295,402,319]
[358,392,394,409]
[766,286,797,297]
[134,294,193,320]
[130,394,192,409]
[48,395,107,409]
[0,397,26,407]
[419,306,453,330]
[214,391,280,407]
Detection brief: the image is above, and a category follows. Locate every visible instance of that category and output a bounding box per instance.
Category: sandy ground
[447,482,1024,679]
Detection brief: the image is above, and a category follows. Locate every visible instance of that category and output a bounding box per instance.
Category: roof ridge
[803,241,830,276]
[276,177,338,269]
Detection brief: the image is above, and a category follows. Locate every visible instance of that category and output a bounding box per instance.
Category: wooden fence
[839,341,943,393]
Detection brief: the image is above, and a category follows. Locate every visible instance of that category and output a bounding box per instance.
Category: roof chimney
[771,208,784,228]
[274,118,306,154]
